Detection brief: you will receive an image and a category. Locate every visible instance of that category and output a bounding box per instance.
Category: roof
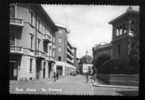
[56,24,70,33]
[93,43,112,51]
[109,7,139,25]
[29,4,58,32]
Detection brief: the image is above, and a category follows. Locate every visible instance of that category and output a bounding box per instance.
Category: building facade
[54,25,76,76]
[109,7,139,61]
[9,3,57,80]
[92,43,112,60]
[80,51,93,74]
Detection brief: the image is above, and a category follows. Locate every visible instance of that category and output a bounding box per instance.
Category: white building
[82,64,93,74]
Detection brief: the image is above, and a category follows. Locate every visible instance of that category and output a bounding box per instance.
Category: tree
[92,54,111,74]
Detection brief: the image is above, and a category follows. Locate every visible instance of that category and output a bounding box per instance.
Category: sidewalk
[91,79,138,89]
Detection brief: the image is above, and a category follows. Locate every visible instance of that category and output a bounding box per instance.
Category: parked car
[70,71,77,76]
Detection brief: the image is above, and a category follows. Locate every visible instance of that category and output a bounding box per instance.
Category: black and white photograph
[9,3,139,96]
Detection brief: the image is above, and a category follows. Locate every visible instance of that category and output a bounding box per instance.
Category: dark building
[109,7,139,61]
[92,43,112,60]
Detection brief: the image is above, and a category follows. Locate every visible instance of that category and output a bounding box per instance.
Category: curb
[92,83,138,89]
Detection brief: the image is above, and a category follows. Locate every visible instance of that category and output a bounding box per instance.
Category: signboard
[83,64,93,73]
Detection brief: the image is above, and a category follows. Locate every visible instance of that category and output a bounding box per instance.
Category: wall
[55,29,67,62]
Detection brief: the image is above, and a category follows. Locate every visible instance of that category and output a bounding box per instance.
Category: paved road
[9,75,138,96]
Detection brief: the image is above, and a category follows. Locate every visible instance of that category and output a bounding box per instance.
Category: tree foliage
[92,54,111,74]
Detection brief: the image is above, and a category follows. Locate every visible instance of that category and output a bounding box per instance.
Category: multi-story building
[9,3,58,80]
[92,43,112,60]
[109,7,139,61]
[66,41,77,66]
[54,25,76,76]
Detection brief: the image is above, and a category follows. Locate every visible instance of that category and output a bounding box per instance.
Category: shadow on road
[116,90,138,96]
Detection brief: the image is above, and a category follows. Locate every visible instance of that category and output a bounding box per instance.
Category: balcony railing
[67,56,74,63]
[36,50,46,59]
[112,34,128,42]
[43,34,51,43]
[10,45,24,54]
[49,56,55,62]
[67,51,73,58]
[10,18,24,27]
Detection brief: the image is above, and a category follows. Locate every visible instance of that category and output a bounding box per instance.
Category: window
[42,24,45,33]
[58,56,62,61]
[49,46,52,56]
[30,11,33,25]
[30,11,35,26]
[30,34,33,49]
[120,29,122,35]
[116,29,119,36]
[43,62,46,78]
[38,19,40,31]
[52,48,55,57]
[37,38,40,50]
[58,38,62,43]
[10,34,15,45]
[58,48,61,52]
[30,58,33,73]
[124,29,127,34]
[43,41,48,52]
[10,5,15,18]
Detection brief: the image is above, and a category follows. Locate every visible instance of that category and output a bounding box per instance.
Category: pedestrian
[56,72,59,80]
[53,72,56,81]
[86,72,89,83]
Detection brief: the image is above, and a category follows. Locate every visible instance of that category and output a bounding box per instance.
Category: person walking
[53,72,56,81]
[56,71,59,80]
[86,72,89,83]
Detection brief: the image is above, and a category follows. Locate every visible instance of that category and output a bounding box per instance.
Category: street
[9,75,138,96]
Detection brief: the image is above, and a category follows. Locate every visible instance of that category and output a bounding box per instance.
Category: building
[92,43,112,60]
[73,47,78,68]
[81,51,93,74]
[82,64,93,74]
[54,25,76,76]
[9,3,58,80]
[109,7,139,61]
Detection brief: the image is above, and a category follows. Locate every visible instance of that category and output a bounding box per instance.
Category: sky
[42,5,139,58]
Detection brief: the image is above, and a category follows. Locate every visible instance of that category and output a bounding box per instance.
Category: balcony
[36,50,46,59]
[43,34,51,43]
[67,58,74,63]
[10,45,24,54]
[67,51,73,58]
[10,18,24,27]
[67,58,74,65]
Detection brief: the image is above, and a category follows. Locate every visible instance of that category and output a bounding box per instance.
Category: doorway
[36,59,41,79]
[10,61,18,80]
[43,62,46,78]
[48,62,52,78]
[56,66,63,76]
